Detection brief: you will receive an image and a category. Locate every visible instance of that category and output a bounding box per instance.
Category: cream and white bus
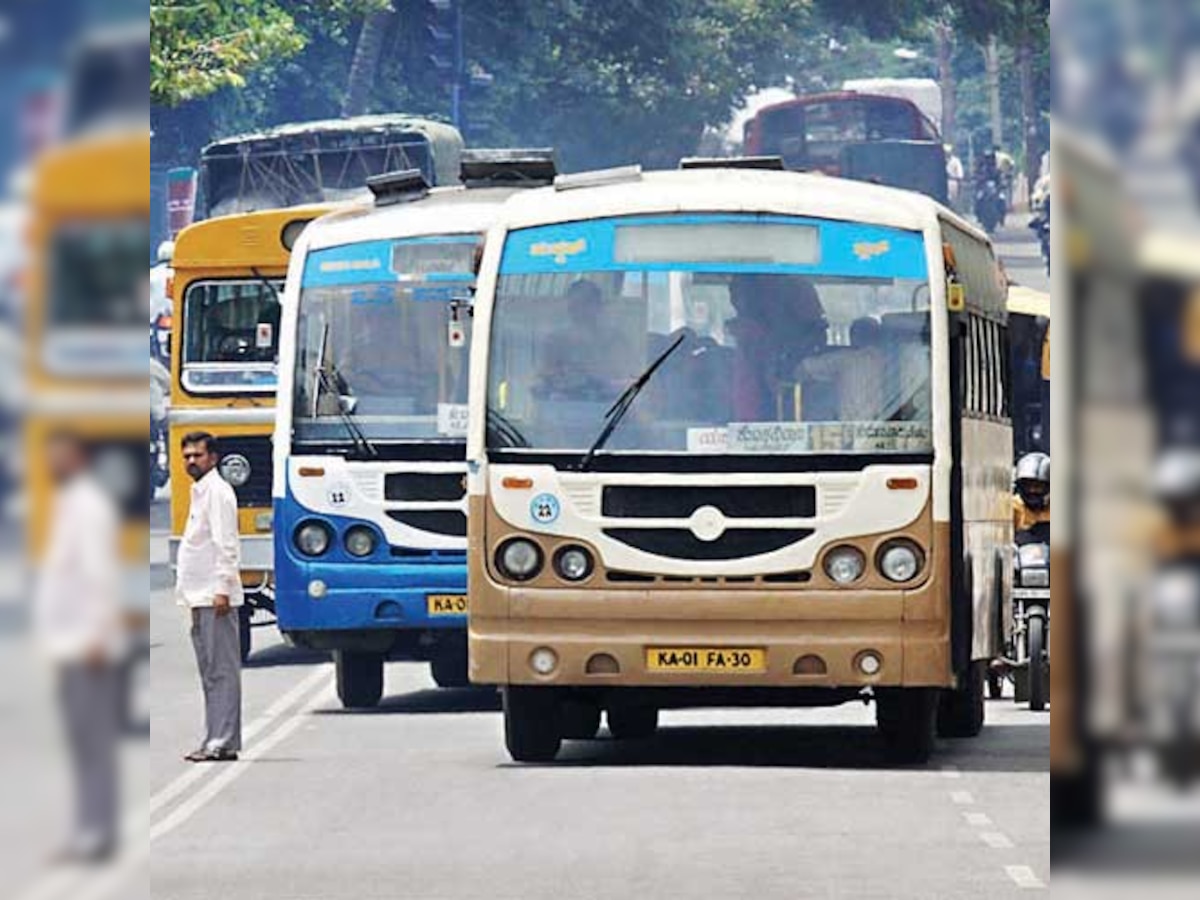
[467,162,1012,762]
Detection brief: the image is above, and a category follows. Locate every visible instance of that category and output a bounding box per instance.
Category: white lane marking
[1005,865,1046,889]
[149,681,335,843]
[980,831,1015,850]
[940,764,962,779]
[964,811,993,827]
[950,790,975,804]
[146,665,330,817]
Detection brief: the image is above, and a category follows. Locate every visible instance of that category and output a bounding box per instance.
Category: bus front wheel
[938,660,986,738]
[503,687,562,762]
[430,641,470,689]
[335,651,384,709]
[877,688,938,764]
[607,705,659,740]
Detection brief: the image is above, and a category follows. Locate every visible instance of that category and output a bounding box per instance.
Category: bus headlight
[295,521,332,557]
[824,545,866,585]
[554,545,594,582]
[218,453,252,488]
[344,526,377,558]
[497,538,543,581]
[878,540,924,583]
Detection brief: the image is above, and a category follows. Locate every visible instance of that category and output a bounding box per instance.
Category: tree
[342,1,396,116]
[150,1,307,105]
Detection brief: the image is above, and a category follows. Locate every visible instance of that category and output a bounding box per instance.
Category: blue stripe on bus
[302,236,479,288]
[498,213,926,279]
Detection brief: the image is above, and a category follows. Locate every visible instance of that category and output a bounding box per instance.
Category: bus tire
[561,699,602,740]
[607,705,659,740]
[503,687,562,762]
[1028,614,1047,712]
[430,642,470,689]
[335,650,384,709]
[878,688,937,764]
[238,605,253,664]
[938,660,986,738]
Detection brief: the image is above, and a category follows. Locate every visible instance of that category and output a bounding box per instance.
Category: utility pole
[451,0,464,129]
[934,20,956,148]
[985,33,1003,149]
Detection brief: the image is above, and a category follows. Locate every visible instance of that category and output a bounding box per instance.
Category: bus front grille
[602,527,812,561]
[601,485,815,519]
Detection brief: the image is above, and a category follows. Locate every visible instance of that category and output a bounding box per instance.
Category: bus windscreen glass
[489,214,932,456]
[292,237,478,443]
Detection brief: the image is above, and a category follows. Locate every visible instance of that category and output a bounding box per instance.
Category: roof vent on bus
[460,148,558,187]
[366,168,431,206]
[679,155,785,171]
[554,164,643,192]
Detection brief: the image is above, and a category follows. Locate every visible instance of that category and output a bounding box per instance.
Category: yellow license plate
[646,647,766,673]
[427,594,468,616]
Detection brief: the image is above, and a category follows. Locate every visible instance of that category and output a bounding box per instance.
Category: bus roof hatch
[461,148,558,187]
[679,156,785,171]
[366,168,431,206]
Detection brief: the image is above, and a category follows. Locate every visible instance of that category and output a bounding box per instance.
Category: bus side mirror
[339,394,359,415]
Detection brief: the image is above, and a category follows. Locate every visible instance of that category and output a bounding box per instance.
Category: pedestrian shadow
[506,722,1048,773]
[242,643,331,669]
[316,686,501,717]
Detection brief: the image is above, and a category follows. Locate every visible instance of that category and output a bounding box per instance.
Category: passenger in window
[727,274,827,420]
[801,316,889,422]
[535,279,628,402]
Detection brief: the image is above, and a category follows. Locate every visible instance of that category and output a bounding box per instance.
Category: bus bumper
[275,561,468,638]
[470,607,952,690]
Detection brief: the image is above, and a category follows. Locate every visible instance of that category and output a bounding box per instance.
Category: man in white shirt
[34,430,123,861]
[177,432,243,762]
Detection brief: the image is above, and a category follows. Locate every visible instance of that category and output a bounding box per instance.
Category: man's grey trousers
[190,607,242,753]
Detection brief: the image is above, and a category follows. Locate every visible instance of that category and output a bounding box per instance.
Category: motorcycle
[1010,540,1051,711]
[974,177,1007,236]
[150,358,170,494]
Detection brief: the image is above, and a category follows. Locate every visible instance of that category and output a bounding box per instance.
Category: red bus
[743,91,946,202]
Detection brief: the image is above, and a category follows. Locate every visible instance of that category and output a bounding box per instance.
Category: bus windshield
[182,279,283,393]
[488,214,932,457]
[50,220,149,328]
[292,236,478,444]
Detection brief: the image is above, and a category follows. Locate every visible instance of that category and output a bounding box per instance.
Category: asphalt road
[12,222,1052,900]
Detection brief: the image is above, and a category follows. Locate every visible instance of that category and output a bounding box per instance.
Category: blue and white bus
[273,152,556,707]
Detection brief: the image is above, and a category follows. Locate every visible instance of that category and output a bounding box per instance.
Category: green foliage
[151,0,1049,176]
[151,1,307,105]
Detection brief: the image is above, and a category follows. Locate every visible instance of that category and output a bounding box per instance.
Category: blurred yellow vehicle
[167,205,336,659]
[25,26,151,597]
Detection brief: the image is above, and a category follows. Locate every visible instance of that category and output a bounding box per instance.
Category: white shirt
[176,467,244,608]
[34,473,123,662]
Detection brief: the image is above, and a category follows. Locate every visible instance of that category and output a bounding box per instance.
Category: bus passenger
[536,279,626,401]
[801,315,888,422]
[727,274,827,420]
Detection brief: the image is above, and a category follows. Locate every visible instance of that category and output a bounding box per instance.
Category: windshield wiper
[312,319,377,459]
[577,333,686,472]
[486,407,530,449]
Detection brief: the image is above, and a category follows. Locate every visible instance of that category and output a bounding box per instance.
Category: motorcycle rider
[1013,451,1051,544]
